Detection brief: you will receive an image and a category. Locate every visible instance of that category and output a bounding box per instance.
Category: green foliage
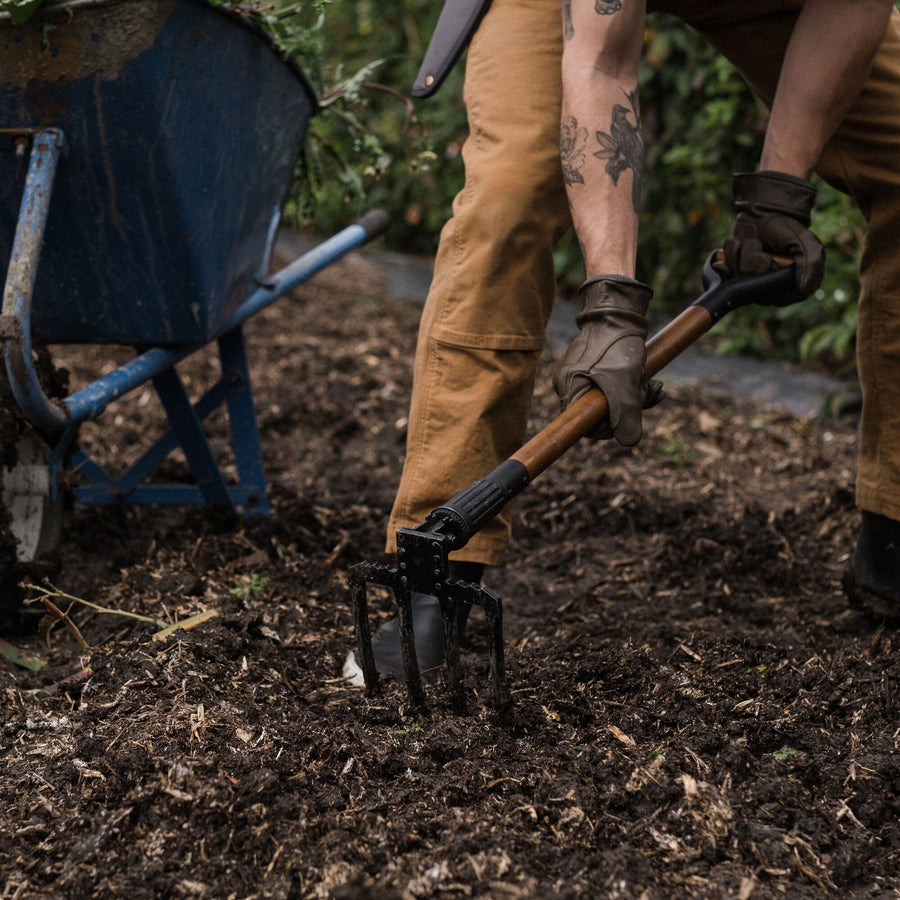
[0,0,46,24]
[230,573,271,601]
[301,5,867,372]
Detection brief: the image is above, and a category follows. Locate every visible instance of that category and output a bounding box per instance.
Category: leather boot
[343,561,484,685]
[844,510,900,620]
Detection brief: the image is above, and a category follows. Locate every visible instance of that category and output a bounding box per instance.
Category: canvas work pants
[387,0,900,565]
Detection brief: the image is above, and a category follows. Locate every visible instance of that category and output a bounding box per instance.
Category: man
[344,0,900,685]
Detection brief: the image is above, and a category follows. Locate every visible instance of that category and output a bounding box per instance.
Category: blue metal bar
[73,329,269,515]
[70,450,118,487]
[115,380,231,496]
[218,328,269,515]
[1,128,69,432]
[151,367,233,508]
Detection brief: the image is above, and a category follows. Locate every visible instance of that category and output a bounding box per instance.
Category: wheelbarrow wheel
[0,429,62,630]
[1,429,62,563]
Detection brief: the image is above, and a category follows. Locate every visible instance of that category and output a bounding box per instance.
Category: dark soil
[1,244,898,900]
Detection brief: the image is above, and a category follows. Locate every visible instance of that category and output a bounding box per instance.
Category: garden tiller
[349,254,797,716]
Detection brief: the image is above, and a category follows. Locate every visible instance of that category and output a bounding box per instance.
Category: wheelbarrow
[0,0,388,577]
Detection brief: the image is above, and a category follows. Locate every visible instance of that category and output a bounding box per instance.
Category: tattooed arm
[761,0,892,177]
[555,0,660,447]
[560,0,647,279]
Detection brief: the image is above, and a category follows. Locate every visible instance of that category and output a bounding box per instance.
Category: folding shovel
[348,253,797,716]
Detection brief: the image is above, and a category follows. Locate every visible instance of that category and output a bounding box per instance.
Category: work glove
[554,276,663,447]
[718,170,825,299]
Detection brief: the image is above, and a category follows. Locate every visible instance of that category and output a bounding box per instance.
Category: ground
[1,244,898,900]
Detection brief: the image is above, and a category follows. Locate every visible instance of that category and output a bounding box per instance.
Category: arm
[762,0,893,178]
[556,0,658,446]
[722,0,893,293]
[560,0,647,278]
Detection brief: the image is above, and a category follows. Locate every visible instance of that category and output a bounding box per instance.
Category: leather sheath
[412,0,493,98]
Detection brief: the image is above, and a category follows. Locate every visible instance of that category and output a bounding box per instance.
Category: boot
[844,510,900,620]
[343,561,485,686]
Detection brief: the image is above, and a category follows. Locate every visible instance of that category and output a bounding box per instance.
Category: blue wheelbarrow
[0,0,388,564]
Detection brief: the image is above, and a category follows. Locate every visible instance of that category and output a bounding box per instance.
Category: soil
[1,244,898,900]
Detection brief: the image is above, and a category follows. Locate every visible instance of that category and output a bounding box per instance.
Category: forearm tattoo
[563,0,574,39]
[563,0,623,40]
[594,89,643,214]
[561,116,589,186]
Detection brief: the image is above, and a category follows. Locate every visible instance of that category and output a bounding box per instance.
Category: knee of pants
[432,186,569,347]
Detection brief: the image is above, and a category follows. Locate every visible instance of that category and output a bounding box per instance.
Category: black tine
[348,549,513,718]
[480,587,512,720]
[440,592,466,714]
[349,565,380,695]
[396,578,427,709]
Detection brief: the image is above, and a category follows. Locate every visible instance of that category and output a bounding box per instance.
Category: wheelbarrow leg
[219,327,268,515]
[151,367,233,509]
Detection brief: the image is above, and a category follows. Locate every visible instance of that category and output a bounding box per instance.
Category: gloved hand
[718,170,825,298]
[554,275,662,447]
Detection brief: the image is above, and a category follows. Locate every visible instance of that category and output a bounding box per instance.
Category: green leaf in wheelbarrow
[0,0,48,25]
[0,638,46,671]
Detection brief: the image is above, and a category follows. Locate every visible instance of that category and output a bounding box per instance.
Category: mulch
[1,244,898,899]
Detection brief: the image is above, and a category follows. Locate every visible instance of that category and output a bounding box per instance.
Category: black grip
[697,253,798,324]
[357,209,390,239]
[424,460,530,548]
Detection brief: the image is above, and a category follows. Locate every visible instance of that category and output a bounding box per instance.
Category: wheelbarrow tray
[0,0,317,345]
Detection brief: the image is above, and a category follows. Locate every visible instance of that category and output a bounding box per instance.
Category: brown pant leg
[386,0,571,564]
[658,2,900,521]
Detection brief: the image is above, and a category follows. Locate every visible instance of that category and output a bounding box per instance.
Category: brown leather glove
[720,171,825,298]
[554,276,662,447]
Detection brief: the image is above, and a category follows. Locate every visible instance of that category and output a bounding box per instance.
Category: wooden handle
[511,304,713,478]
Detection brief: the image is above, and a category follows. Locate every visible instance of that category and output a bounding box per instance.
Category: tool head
[348,523,511,717]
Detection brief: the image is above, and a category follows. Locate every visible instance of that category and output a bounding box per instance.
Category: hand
[718,171,825,298]
[554,276,662,447]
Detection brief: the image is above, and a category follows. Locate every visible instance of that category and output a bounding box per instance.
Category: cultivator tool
[349,254,797,715]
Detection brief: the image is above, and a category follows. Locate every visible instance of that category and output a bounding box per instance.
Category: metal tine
[395,575,427,709]
[349,560,429,709]
[349,559,511,717]
[441,581,474,714]
[479,586,512,720]
[349,565,380,694]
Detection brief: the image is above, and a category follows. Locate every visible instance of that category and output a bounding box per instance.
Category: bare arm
[762,0,893,176]
[560,0,647,279]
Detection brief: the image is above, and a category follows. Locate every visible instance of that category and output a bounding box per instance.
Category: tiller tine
[349,256,798,716]
[349,524,511,716]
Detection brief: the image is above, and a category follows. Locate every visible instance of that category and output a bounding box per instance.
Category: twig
[39,596,89,652]
[26,583,166,627]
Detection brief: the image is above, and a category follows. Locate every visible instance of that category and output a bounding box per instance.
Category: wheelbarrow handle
[424,254,797,549]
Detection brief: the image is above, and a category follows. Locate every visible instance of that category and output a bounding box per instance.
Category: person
[344,0,900,686]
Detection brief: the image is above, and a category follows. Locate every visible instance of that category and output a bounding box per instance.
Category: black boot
[343,561,485,685]
[844,510,900,620]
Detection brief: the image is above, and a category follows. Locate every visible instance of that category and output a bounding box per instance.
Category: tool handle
[512,255,796,478]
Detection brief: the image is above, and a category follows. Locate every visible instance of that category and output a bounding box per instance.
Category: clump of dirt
[1,246,898,899]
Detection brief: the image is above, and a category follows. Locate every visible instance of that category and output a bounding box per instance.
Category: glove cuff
[732,171,817,224]
[578,276,653,316]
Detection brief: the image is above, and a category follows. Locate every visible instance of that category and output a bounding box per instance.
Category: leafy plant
[230,573,271,601]
[0,0,46,24]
